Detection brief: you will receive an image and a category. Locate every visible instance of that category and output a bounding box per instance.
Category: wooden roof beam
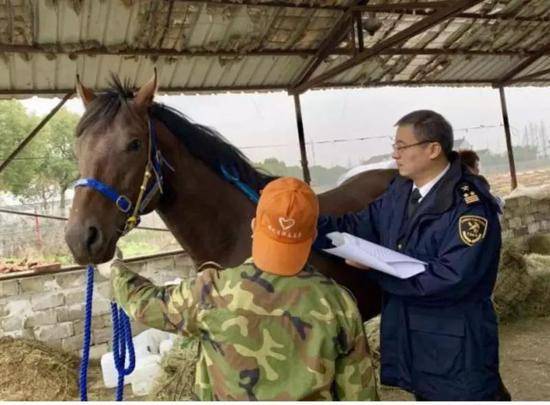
[288,0,367,89]
[2,43,550,59]
[352,1,455,12]
[495,41,550,86]
[507,67,550,83]
[172,0,347,11]
[290,0,485,94]
[2,78,550,99]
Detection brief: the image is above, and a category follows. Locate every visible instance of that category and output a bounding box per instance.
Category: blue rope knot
[79,264,136,401]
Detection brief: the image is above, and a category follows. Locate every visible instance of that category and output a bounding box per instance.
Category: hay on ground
[147,336,199,401]
[0,337,80,400]
[493,240,534,319]
[519,254,550,319]
[525,233,550,255]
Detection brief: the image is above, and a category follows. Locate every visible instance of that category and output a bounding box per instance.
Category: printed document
[323,232,426,279]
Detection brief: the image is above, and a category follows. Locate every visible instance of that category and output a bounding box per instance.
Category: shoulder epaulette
[458,181,481,205]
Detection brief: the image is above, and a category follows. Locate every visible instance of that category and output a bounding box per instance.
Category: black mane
[76,75,275,193]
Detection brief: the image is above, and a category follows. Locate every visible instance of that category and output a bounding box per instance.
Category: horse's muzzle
[65,218,112,265]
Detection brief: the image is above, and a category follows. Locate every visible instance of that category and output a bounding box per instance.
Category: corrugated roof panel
[11,54,33,90]
[32,54,58,90]
[56,1,81,44]
[56,55,79,90]
[233,56,264,86]
[519,56,550,77]
[1,0,550,97]
[102,1,134,46]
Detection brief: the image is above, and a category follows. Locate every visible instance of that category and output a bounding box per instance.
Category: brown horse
[64,73,397,321]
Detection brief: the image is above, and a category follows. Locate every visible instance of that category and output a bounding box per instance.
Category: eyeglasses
[392,140,432,153]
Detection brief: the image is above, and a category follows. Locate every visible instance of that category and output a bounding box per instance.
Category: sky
[20,86,550,168]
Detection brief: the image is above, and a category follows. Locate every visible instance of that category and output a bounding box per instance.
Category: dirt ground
[381,316,550,401]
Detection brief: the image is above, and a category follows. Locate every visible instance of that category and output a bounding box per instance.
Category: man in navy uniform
[315,110,510,401]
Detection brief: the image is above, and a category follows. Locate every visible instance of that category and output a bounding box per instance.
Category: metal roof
[1,0,550,97]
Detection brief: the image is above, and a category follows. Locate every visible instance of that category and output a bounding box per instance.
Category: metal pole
[498,87,518,190]
[292,94,312,184]
[0,91,74,174]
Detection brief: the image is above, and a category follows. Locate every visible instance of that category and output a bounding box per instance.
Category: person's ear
[250,218,256,237]
[428,142,443,160]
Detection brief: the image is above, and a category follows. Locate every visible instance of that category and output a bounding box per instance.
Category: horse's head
[65,72,161,264]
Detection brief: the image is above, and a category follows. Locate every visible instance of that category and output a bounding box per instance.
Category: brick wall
[501,195,550,239]
[0,253,195,359]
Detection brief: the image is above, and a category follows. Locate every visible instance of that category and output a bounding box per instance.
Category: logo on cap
[278,217,295,231]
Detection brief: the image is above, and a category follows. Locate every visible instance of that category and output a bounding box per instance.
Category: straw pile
[495,233,550,320]
[0,337,80,400]
[493,239,533,319]
[147,336,199,401]
[518,254,550,319]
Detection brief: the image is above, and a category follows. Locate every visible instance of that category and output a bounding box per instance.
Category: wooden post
[0,91,74,174]
[293,94,312,184]
[355,11,364,52]
[498,87,518,190]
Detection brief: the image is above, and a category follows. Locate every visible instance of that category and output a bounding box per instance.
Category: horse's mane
[76,75,275,193]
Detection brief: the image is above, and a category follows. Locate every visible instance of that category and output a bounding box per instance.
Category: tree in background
[40,108,80,209]
[255,157,347,187]
[0,102,79,208]
[0,101,43,200]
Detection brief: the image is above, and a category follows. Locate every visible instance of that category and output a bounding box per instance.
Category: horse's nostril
[86,226,99,250]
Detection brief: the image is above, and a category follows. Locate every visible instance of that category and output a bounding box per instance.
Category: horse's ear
[75,75,96,108]
[134,68,158,109]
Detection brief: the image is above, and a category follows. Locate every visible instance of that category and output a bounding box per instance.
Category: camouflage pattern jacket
[111,260,378,401]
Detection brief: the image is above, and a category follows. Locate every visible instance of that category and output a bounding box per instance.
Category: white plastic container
[100,352,129,389]
[100,329,177,390]
[129,354,162,396]
[132,328,175,356]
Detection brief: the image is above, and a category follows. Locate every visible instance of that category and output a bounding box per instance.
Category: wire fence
[0,199,179,262]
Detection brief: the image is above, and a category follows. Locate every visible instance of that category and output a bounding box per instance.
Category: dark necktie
[407,188,422,219]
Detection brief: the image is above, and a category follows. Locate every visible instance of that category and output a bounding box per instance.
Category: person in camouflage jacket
[100,177,378,401]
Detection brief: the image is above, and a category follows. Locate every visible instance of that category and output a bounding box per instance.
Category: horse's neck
[155,126,256,268]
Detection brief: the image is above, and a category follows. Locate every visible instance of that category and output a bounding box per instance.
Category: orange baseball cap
[252,177,319,276]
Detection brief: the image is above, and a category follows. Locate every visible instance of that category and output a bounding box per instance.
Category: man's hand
[96,247,124,279]
[345,259,371,271]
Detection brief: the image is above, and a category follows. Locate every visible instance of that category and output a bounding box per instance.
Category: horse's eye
[127,139,142,152]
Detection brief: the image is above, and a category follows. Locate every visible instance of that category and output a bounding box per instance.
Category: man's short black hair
[395,110,453,159]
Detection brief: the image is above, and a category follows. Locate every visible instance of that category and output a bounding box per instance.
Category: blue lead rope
[79,265,94,401]
[79,265,136,401]
[111,303,136,401]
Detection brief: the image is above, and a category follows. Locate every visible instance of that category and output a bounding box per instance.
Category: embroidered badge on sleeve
[459,215,488,246]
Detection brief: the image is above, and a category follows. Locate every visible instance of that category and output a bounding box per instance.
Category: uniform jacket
[110,260,378,401]
[315,155,502,400]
